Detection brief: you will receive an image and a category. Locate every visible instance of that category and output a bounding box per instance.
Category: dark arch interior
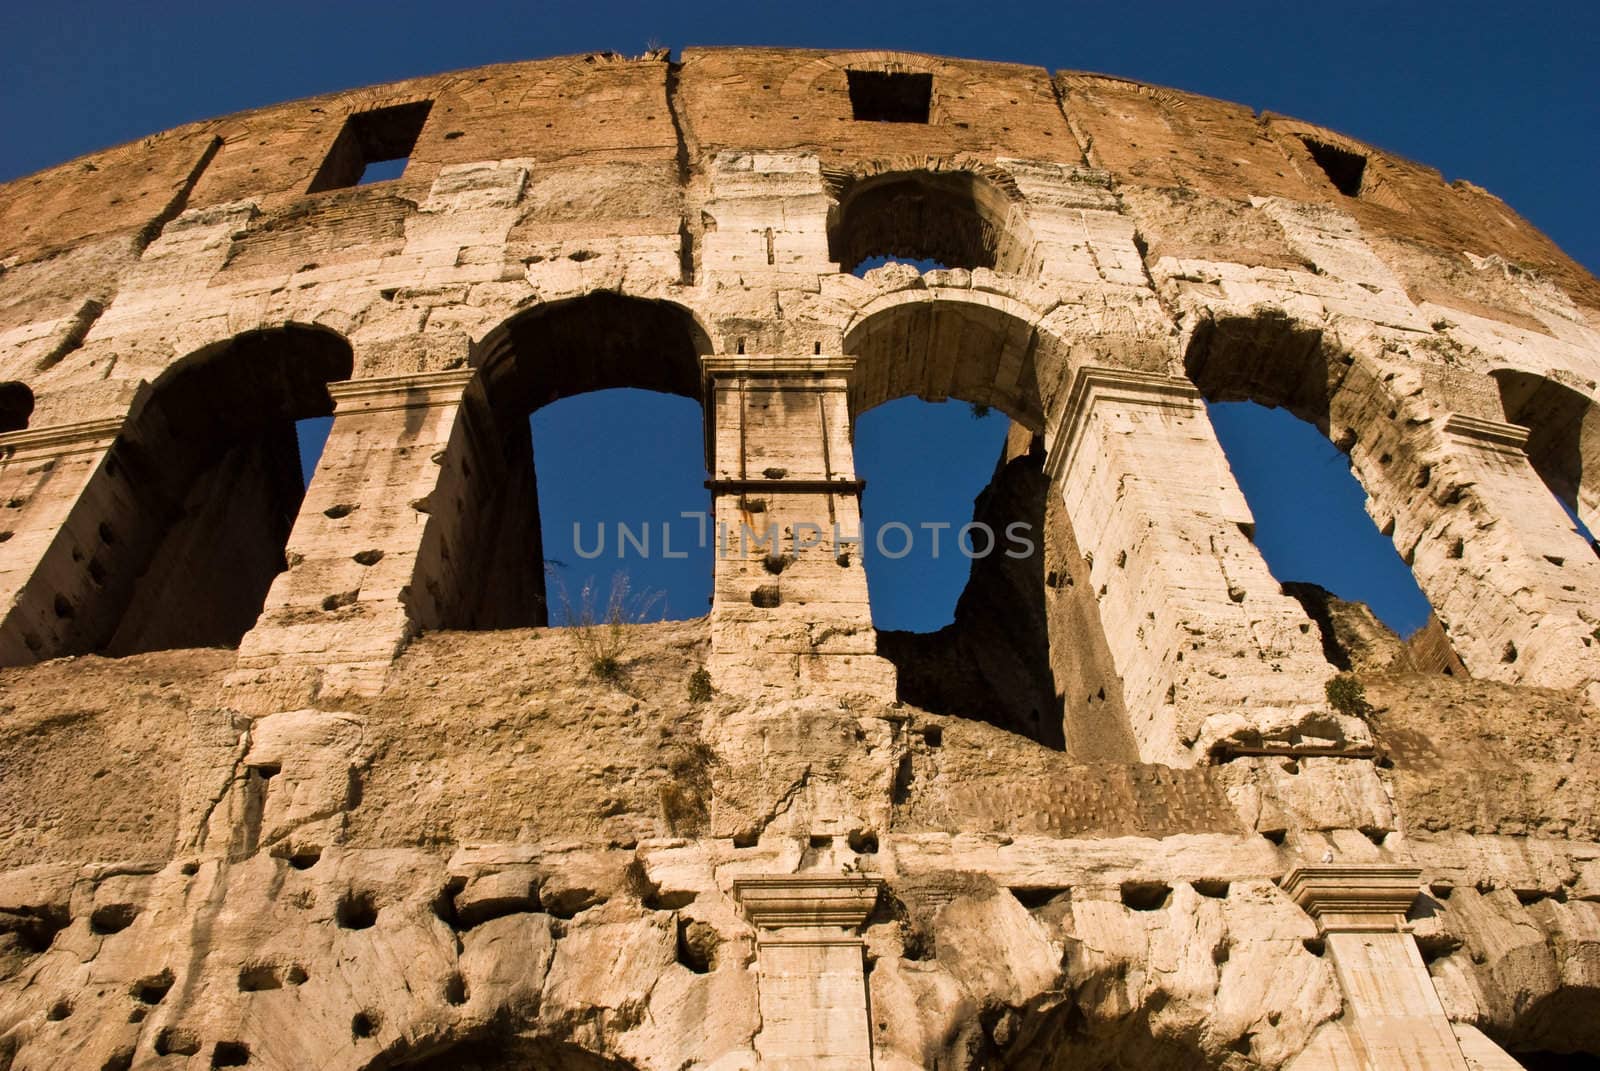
[78,326,352,655]
[846,303,1134,759]
[828,170,1027,275]
[436,293,710,630]
[1494,369,1600,542]
[844,298,1047,430]
[363,1032,642,1070]
[0,381,34,432]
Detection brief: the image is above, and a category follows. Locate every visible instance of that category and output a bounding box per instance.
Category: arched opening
[0,381,33,432]
[828,170,1031,275]
[1185,314,1460,673]
[531,389,710,623]
[63,326,351,656]
[1493,369,1600,549]
[448,292,712,630]
[845,296,1134,758]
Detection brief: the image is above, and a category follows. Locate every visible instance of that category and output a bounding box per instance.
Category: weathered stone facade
[2,47,1599,1069]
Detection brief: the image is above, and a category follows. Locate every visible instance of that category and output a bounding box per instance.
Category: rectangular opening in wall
[1300,137,1366,197]
[847,70,932,123]
[307,100,433,192]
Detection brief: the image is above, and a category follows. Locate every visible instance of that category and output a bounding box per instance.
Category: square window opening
[847,70,932,124]
[1300,137,1366,197]
[308,100,433,192]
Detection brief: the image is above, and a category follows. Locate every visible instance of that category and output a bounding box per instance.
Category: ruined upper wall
[1058,71,1600,311]
[0,49,1590,302]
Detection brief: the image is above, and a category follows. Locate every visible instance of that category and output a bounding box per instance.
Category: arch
[13,324,351,660]
[1492,368,1600,537]
[843,291,1132,757]
[432,292,712,630]
[1183,309,1339,431]
[0,381,33,432]
[1183,310,1458,660]
[827,168,1033,275]
[842,289,1051,429]
[473,290,711,412]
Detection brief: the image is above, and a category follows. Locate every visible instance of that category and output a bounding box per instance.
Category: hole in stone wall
[89,903,138,935]
[1120,882,1172,911]
[274,846,321,870]
[46,999,72,1021]
[10,902,70,954]
[676,917,718,973]
[443,972,469,1006]
[352,1010,380,1039]
[211,1041,250,1067]
[1300,137,1366,197]
[131,969,175,1005]
[0,381,33,432]
[847,70,932,123]
[1011,887,1071,909]
[154,1028,201,1057]
[848,829,879,854]
[335,891,378,930]
[238,964,282,991]
[1192,879,1231,899]
[308,101,433,192]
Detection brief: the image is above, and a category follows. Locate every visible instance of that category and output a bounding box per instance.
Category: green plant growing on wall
[1325,673,1374,719]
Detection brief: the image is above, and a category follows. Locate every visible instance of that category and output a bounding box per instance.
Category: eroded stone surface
[2,45,1599,1070]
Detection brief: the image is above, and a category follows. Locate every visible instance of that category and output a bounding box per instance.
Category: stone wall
[2,46,1599,1069]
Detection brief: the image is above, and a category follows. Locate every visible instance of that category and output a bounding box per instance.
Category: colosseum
[1,45,1598,1070]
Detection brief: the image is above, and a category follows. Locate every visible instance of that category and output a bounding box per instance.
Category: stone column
[1346,393,1600,697]
[1282,865,1491,1070]
[702,356,895,697]
[0,415,127,664]
[1045,366,1363,766]
[232,370,476,703]
[733,876,880,1071]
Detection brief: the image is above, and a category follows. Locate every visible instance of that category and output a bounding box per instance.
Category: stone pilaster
[702,356,896,698]
[0,416,128,664]
[232,370,477,704]
[1283,865,1490,1070]
[1046,366,1364,765]
[734,876,880,1071]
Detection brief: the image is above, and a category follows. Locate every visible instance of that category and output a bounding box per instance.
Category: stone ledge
[733,875,880,931]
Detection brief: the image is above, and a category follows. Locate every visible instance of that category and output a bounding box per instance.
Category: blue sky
[9,1,1598,637]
